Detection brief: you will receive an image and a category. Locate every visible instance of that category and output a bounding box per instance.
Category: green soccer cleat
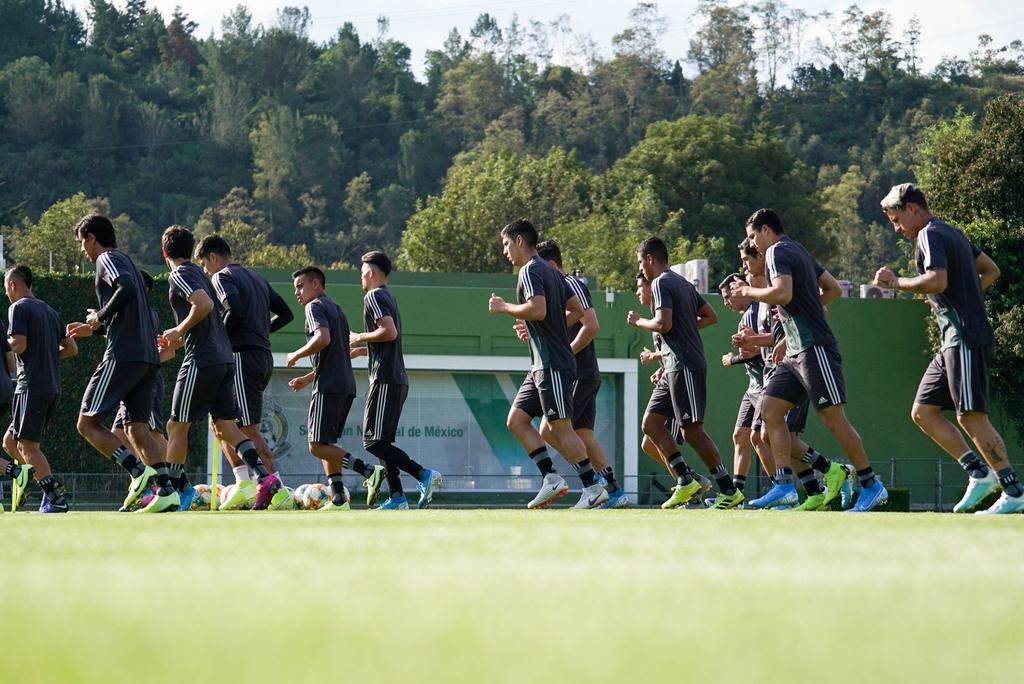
[122,465,157,511]
[13,462,34,511]
[136,490,180,513]
[822,462,847,507]
[661,479,702,509]
[319,499,351,512]
[795,493,827,511]
[221,479,256,510]
[709,489,745,510]
[364,464,386,507]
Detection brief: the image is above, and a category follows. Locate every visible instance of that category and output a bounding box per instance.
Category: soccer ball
[192,484,211,510]
[293,484,311,509]
[302,483,329,510]
[268,486,295,511]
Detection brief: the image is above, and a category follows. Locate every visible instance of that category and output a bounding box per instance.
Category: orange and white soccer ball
[302,483,330,510]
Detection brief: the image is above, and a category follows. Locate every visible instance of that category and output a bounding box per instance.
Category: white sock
[232,464,250,485]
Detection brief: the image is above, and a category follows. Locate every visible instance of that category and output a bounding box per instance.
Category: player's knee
[732,428,747,446]
[750,430,764,449]
[3,430,16,455]
[910,403,931,427]
[641,413,663,435]
[955,411,987,435]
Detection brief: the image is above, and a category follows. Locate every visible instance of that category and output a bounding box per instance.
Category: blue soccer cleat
[600,489,631,509]
[416,469,442,509]
[38,493,69,514]
[838,464,854,510]
[376,495,410,510]
[848,479,888,512]
[747,483,799,510]
[177,483,197,512]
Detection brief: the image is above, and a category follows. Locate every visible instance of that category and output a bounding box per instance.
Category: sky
[66,0,1024,79]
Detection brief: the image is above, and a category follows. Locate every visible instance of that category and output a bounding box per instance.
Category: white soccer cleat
[975,491,1024,515]
[527,473,569,509]
[953,471,1001,513]
[572,483,609,509]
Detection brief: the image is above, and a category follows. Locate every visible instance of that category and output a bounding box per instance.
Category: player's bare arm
[287,326,329,367]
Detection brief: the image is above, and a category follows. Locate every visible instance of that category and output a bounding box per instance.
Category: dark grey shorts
[9,392,58,443]
[308,391,355,445]
[170,362,238,424]
[571,378,601,431]
[363,382,408,445]
[764,344,846,411]
[512,369,576,422]
[81,359,157,423]
[914,344,991,415]
[233,349,273,427]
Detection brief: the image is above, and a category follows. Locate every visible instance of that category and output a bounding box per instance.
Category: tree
[6,193,98,273]
[688,0,759,121]
[398,148,593,273]
[917,94,1024,436]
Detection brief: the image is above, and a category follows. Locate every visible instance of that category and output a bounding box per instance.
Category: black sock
[857,467,877,488]
[803,448,831,474]
[366,441,425,481]
[342,454,375,479]
[667,452,693,485]
[774,467,794,485]
[364,444,405,496]
[4,461,19,478]
[573,459,597,487]
[39,475,66,505]
[711,464,736,495]
[528,446,556,476]
[111,446,145,478]
[798,468,823,495]
[328,473,346,505]
[957,451,989,480]
[155,462,175,496]
[997,467,1024,498]
[733,474,747,492]
[599,466,619,491]
[236,441,270,481]
[169,464,189,492]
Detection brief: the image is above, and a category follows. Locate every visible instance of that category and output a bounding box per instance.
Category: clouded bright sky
[68,0,1024,78]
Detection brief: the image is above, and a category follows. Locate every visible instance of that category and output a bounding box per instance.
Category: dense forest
[2,0,1024,288]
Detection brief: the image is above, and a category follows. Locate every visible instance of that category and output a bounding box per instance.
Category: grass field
[2,509,1022,683]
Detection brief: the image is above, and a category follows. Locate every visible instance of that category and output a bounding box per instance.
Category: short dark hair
[881,183,929,211]
[746,208,784,234]
[500,219,538,248]
[635,271,649,285]
[6,264,32,289]
[738,237,760,258]
[194,234,232,260]
[162,225,195,260]
[718,272,744,292]
[140,270,154,294]
[535,240,563,267]
[293,266,326,287]
[75,213,117,248]
[360,250,392,276]
[637,237,669,264]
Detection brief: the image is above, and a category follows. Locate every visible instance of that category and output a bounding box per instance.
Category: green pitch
[2,510,1021,683]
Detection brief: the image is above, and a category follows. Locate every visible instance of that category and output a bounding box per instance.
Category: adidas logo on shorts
[818,396,829,405]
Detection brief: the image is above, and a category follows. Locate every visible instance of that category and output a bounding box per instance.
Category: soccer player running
[628,237,743,510]
[349,251,442,509]
[68,213,164,512]
[731,208,887,512]
[634,270,713,507]
[489,219,604,509]
[194,235,294,509]
[1,266,78,512]
[110,271,169,501]
[718,271,770,498]
[875,183,1023,514]
[155,225,281,513]
[527,240,627,508]
[734,239,852,509]
[286,267,357,511]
